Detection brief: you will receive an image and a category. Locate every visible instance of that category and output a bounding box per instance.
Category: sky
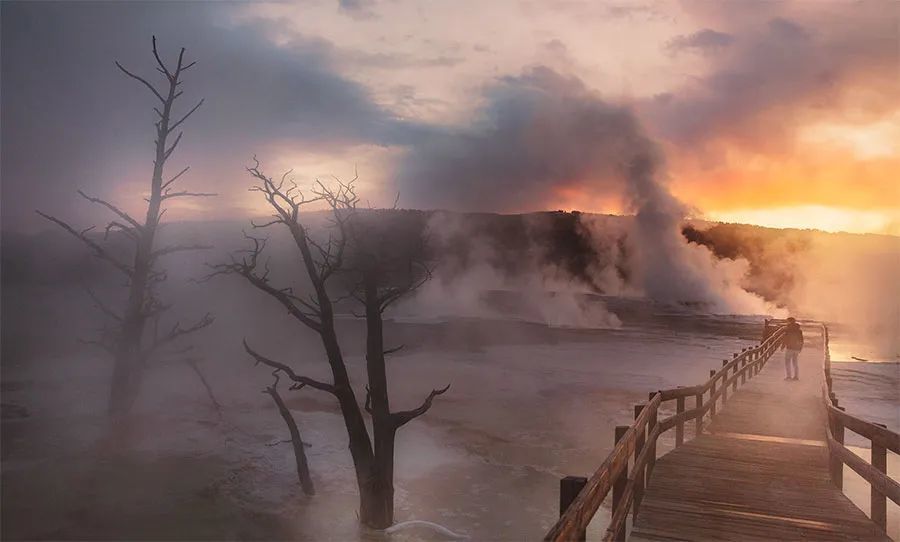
[2,0,898,234]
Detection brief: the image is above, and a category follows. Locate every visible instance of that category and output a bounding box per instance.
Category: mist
[394,66,779,317]
[3,2,897,538]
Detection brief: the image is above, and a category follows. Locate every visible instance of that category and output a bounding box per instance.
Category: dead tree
[37,37,214,417]
[265,371,315,496]
[207,160,447,528]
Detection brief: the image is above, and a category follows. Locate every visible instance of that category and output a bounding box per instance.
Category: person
[782,317,804,380]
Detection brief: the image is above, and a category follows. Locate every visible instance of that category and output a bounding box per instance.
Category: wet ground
[2,299,895,540]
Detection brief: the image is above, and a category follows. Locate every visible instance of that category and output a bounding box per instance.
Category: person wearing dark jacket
[782,317,804,380]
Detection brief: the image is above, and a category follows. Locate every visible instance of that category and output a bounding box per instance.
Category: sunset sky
[2,0,898,234]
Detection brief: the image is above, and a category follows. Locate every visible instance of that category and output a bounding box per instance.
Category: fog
[2,212,897,540]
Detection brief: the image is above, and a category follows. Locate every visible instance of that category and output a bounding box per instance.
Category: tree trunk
[358,268,397,529]
[107,56,171,416]
[108,294,148,415]
[266,381,315,496]
[359,462,395,529]
[360,418,396,529]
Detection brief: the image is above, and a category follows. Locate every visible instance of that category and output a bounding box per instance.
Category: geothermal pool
[2,298,896,540]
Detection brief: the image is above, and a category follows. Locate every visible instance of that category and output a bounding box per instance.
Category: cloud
[644,5,900,151]
[338,0,378,20]
[0,1,425,231]
[665,29,734,55]
[395,66,658,212]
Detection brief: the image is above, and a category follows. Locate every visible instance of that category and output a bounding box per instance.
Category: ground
[2,297,896,540]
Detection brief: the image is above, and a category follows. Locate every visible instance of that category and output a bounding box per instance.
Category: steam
[623,156,780,315]
[392,212,622,329]
[396,67,781,317]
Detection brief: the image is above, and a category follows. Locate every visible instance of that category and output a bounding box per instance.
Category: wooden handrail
[824,426,900,504]
[602,423,662,541]
[546,322,785,541]
[699,328,784,394]
[826,403,900,455]
[820,322,899,533]
[545,393,662,541]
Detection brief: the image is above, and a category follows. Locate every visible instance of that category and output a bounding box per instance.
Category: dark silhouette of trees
[207,159,447,528]
[37,37,214,417]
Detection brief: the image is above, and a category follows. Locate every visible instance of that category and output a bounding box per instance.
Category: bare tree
[264,371,315,496]
[37,37,214,417]
[207,160,447,528]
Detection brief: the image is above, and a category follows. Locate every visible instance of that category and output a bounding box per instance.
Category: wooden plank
[632,341,891,542]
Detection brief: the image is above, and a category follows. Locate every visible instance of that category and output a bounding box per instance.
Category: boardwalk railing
[820,322,900,532]
[545,325,786,542]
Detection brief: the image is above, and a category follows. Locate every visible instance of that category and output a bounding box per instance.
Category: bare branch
[378,260,433,312]
[164,131,183,159]
[250,217,283,229]
[77,190,143,231]
[150,244,213,260]
[36,211,133,277]
[151,35,172,79]
[184,357,223,420]
[263,371,316,495]
[203,232,322,329]
[174,47,186,76]
[162,166,190,190]
[168,98,204,134]
[103,220,139,242]
[84,286,123,322]
[79,335,117,356]
[383,344,405,356]
[160,190,217,201]
[391,384,450,428]
[115,61,165,103]
[145,313,215,358]
[244,340,336,395]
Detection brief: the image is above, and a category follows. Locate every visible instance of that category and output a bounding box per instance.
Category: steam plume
[396,66,779,315]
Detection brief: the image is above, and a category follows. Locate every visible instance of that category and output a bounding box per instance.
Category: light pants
[784,348,800,378]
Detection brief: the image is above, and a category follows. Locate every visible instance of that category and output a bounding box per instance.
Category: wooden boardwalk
[630,339,889,541]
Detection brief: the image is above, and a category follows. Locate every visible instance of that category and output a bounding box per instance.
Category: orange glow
[662,117,900,234]
[705,205,899,235]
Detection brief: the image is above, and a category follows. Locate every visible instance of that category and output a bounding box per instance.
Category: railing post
[829,413,844,490]
[731,354,738,392]
[612,426,629,542]
[559,476,587,541]
[872,423,887,532]
[695,392,703,436]
[633,404,646,521]
[709,370,717,417]
[647,392,658,479]
[721,360,729,403]
[740,348,747,385]
[676,396,685,447]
